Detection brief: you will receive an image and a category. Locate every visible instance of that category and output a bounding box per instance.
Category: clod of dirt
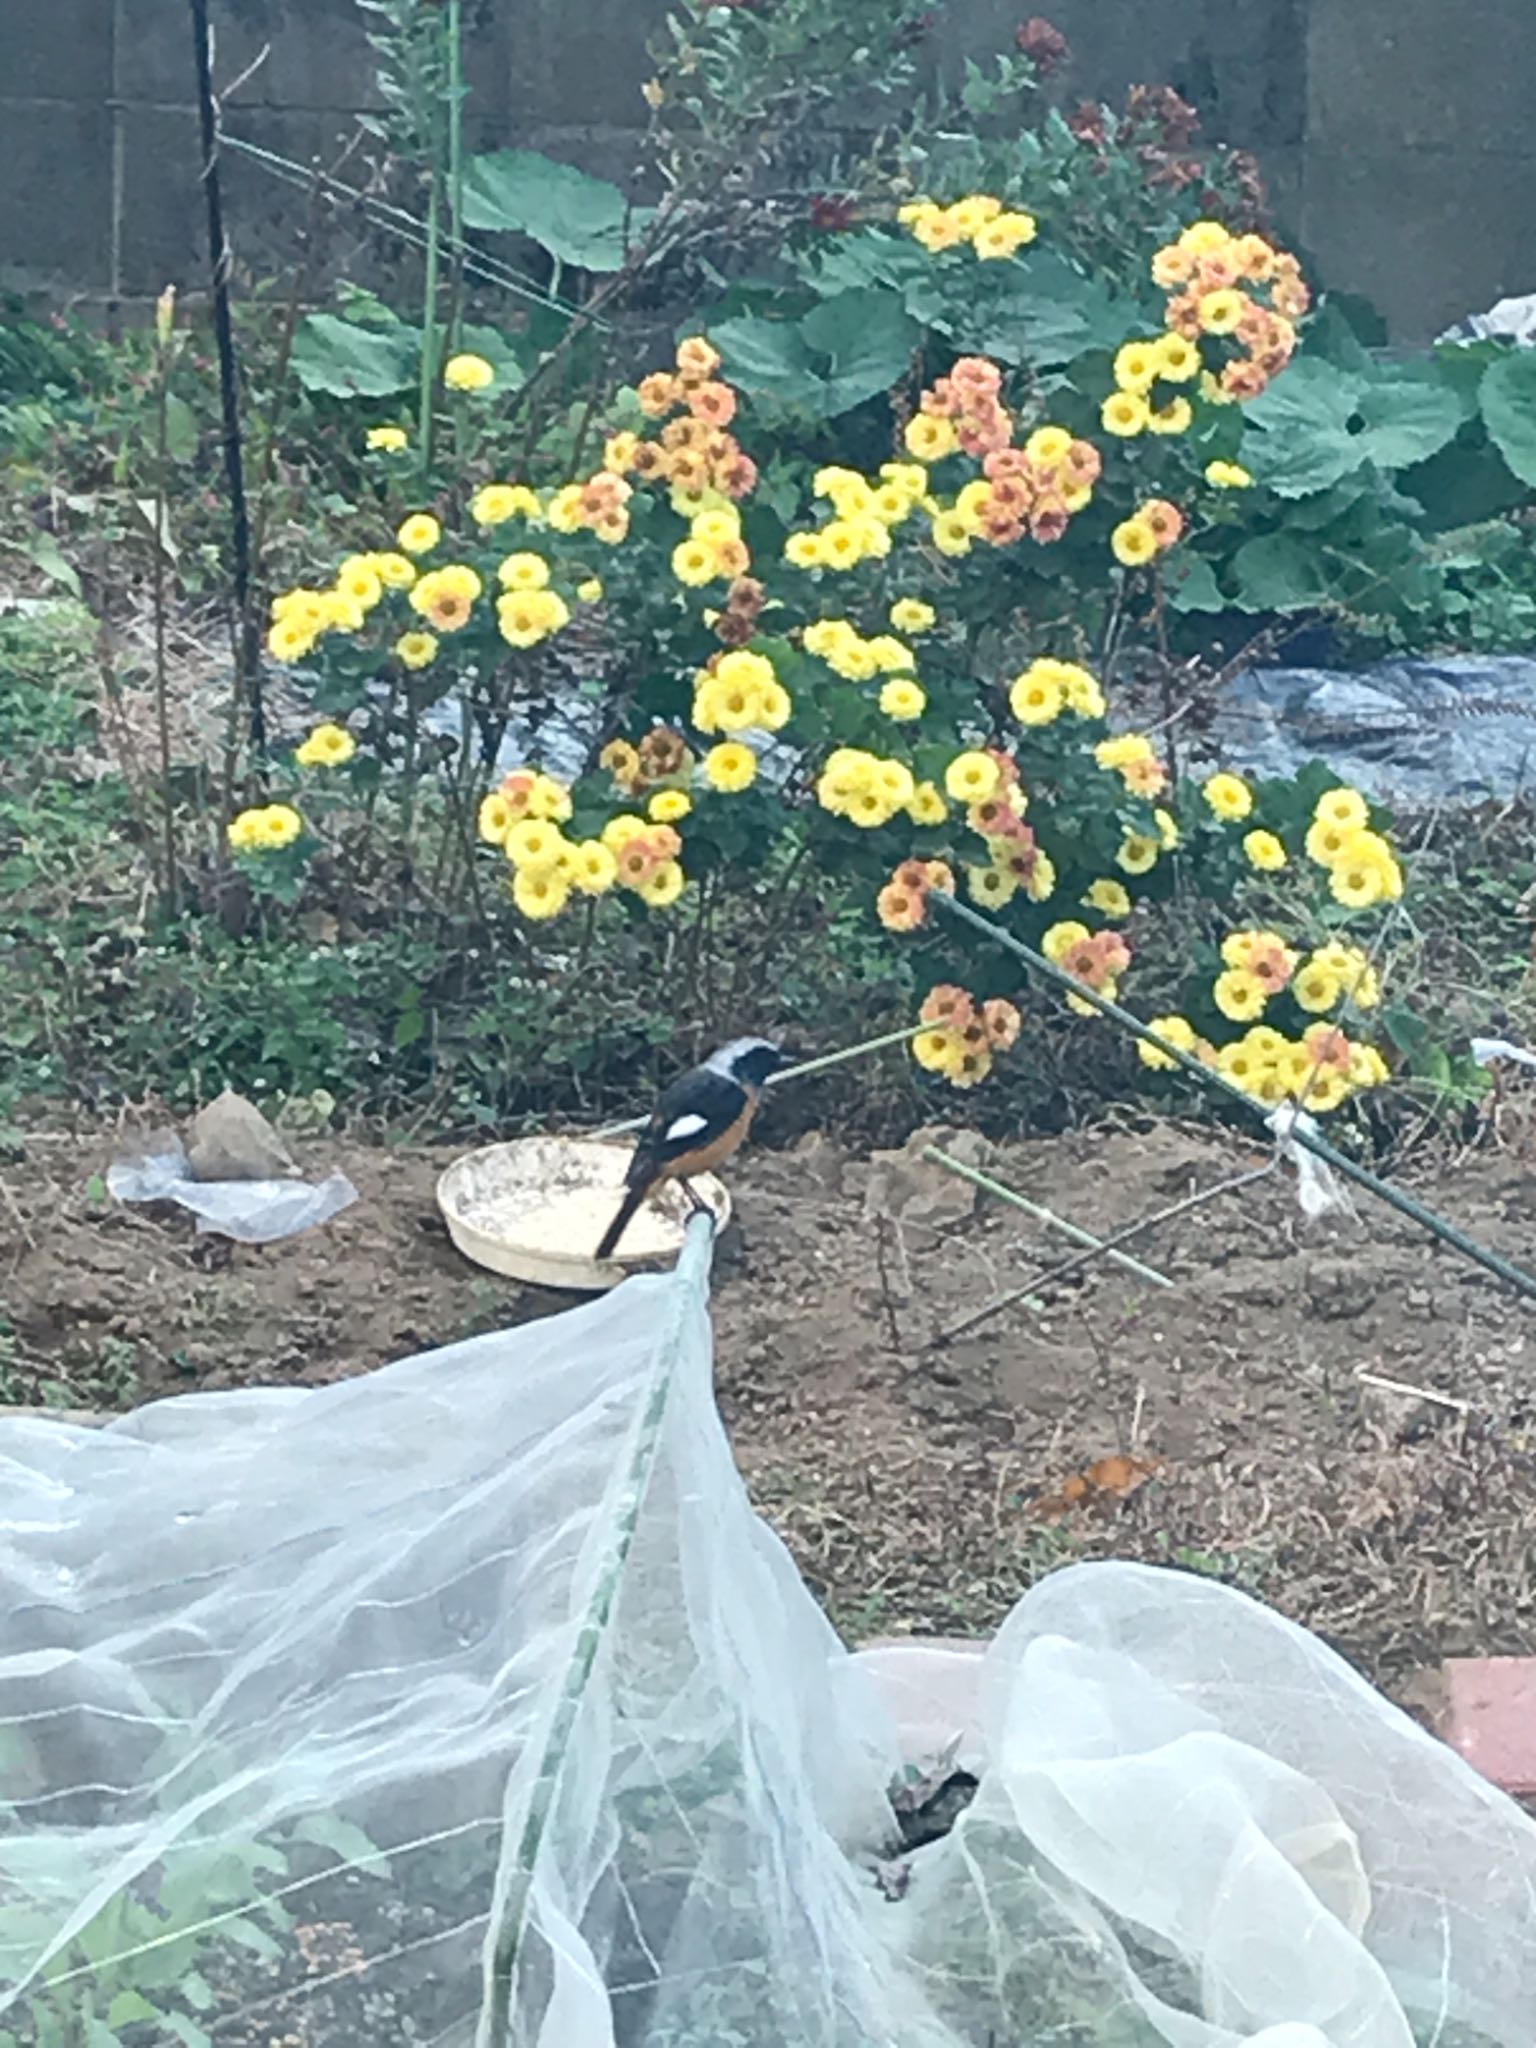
[186,1091,300,1183]
[865,1125,993,1229]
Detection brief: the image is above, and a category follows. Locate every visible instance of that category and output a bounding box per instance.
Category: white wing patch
[665,1112,709,1144]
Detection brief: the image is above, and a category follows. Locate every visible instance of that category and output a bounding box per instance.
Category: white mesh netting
[1,1219,1532,2046]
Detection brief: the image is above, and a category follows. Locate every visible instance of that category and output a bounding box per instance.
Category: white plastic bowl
[436,1135,731,1292]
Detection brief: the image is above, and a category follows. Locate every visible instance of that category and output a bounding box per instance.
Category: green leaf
[291,314,418,398]
[710,315,819,405]
[291,1811,393,1878]
[1352,374,1464,471]
[461,150,650,272]
[14,530,81,596]
[1231,533,1332,611]
[86,2020,122,2048]
[1243,360,1363,495]
[1165,556,1226,613]
[161,2018,213,2048]
[799,288,919,415]
[1479,351,1536,486]
[106,1992,160,2029]
[163,394,199,462]
[1245,359,1461,495]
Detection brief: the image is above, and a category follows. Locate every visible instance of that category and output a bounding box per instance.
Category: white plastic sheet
[0,1221,1530,2045]
[107,1135,357,1241]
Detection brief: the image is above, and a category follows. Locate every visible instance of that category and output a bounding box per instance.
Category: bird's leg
[679,1178,713,1222]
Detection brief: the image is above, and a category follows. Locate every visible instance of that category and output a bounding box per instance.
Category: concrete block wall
[2,0,1534,340]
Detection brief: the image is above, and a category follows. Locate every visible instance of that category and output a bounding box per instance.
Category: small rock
[864,1125,993,1230]
[185,1090,299,1183]
[1303,1255,1377,1321]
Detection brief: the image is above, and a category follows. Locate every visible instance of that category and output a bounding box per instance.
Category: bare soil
[6,1113,1536,1702]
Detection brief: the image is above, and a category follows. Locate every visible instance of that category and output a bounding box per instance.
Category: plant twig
[921,1146,1173,1289]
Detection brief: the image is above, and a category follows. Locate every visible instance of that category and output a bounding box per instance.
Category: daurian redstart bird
[595,1037,791,1261]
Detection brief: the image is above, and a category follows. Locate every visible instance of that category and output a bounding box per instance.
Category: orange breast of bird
[656,1094,758,1182]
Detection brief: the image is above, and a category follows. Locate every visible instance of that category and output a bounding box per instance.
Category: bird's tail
[596,1180,650,1262]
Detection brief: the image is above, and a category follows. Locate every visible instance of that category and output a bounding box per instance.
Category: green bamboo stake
[417,165,441,471]
[446,0,466,356]
[930,891,1536,1307]
[481,1212,714,2038]
[922,1145,1173,1290]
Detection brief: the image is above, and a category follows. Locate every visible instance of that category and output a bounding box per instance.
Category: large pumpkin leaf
[461,150,650,272]
[1479,349,1536,486]
[917,250,1131,368]
[1245,358,1461,496]
[1231,532,1333,611]
[1352,374,1464,471]
[709,316,822,406]
[1242,359,1363,495]
[800,288,919,414]
[713,290,918,417]
[291,313,418,397]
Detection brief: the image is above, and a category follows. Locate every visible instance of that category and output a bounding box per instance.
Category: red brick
[1442,1657,1536,1797]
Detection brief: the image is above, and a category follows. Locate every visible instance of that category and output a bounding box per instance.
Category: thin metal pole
[188,0,264,754]
[930,890,1536,1307]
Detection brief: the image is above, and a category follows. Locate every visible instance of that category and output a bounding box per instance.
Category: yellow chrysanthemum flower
[505,819,569,874]
[1155,333,1201,383]
[1243,829,1288,871]
[930,511,974,558]
[1139,1014,1197,1070]
[1114,342,1160,393]
[1010,667,1064,725]
[370,551,417,589]
[1205,460,1253,489]
[1042,920,1090,963]
[907,781,948,827]
[366,425,408,453]
[1095,733,1154,770]
[498,551,552,592]
[648,790,693,823]
[1293,963,1343,1014]
[671,536,720,585]
[1084,879,1131,918]
[231,803,303,853]
[1024,425,1074,467]
[395,631,438,670]
[879,678,926,721]
[294,722,357,769]
[1111,519,1159,568]
[1202,772,1254,822]
[512,869,570,919]
[478,792,515,844]
[1147,397,1193,436]
[444,352,495,392]
[576,578,603,603]
[638,860,686,909]
[1314,786,1369,833]
[973,210,1038,259]
[704,742,757,793]
[785,532,825,568]
[569,840,618,895]
[397,513,441,556]
[944,751,1001,803]
[1116,833,1160,875]
[1213,967,1268,1022]
[1101,391,1150,438]
[1198,289,1247,335]
[904,414,959,462]
[472,485,523,527]
[601,814,649,851]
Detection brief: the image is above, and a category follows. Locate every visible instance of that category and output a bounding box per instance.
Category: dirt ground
[6,1111,1536,1705]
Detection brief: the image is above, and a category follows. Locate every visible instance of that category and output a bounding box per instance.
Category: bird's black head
[709,1037,795,1090]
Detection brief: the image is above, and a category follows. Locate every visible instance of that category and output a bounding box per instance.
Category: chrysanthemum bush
[251,217,1411,1116]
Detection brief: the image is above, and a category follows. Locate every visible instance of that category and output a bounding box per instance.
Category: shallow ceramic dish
[436,1135,730,1291]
